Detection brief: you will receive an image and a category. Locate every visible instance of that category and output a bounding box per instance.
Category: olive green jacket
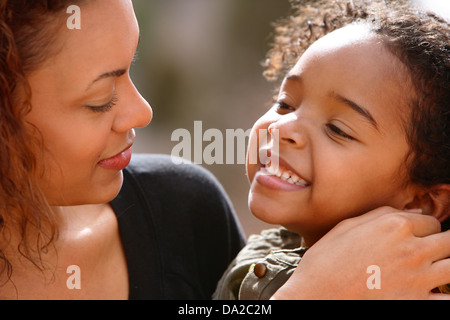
[214,228,450,299]
[213,228,307,300]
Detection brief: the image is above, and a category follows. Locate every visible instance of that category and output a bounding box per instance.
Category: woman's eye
[326,123,355,141]
[88,95,118,113]
[274,101,295,113]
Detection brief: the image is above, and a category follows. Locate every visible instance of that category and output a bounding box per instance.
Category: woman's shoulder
[122,154,239,227]
[116,154,245,299]
[124,153,223,192]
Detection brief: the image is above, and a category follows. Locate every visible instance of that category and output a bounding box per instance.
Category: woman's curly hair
[0,0,83,282]
[263,0,450,228]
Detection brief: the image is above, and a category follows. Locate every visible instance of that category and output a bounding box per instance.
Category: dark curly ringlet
[377,12,450,187]
[263,0,450,229]
[0,0,84,281]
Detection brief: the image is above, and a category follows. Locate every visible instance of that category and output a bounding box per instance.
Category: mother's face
[25,0,152,206]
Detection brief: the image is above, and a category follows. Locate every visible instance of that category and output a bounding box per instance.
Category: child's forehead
[307,23,375,53]
[292,23,408,84]
[285,23,413,131]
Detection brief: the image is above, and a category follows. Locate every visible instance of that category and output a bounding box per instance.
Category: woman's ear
[405,184,450,223]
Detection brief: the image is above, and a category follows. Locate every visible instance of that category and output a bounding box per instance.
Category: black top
[110,154,246,300]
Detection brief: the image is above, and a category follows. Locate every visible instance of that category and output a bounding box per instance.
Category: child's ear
[405,184,450,223]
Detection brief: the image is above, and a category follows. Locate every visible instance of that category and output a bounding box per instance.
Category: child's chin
[249,196,288,226]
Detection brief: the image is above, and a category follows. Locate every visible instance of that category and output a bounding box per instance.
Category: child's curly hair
[264,0,411,81]
[263,0,450,228]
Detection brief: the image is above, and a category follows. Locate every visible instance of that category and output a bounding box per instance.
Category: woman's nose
[113,81,153,133]
[133,92,153,129]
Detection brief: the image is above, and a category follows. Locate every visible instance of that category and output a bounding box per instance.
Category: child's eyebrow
[330,92,379,130]
[285,74,303,84]
[284,74,379,130]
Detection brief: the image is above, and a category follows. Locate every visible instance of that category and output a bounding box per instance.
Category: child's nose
[268,116,307,149]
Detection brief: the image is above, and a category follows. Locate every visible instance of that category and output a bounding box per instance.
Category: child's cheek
[246,109,281,180]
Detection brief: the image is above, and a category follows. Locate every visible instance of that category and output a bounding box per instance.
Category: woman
[0,0,245,299]
[0,0,448,299]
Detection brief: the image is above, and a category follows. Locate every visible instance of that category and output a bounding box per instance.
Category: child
[214,0,450,299]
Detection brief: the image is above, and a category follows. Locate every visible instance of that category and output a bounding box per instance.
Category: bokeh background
[129,0,450,238]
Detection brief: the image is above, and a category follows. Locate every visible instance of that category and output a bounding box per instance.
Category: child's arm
[272,206,450,300]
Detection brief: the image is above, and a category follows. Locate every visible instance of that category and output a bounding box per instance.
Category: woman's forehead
[29,0,139,98]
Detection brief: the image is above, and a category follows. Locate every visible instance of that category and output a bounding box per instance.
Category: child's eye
[274,101,295,113]
[88,95,118,113]
[326,123,355,141]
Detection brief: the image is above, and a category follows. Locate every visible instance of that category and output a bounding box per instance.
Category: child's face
[247,24,417,245]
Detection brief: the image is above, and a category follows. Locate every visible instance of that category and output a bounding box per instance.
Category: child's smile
[255,157,311,191]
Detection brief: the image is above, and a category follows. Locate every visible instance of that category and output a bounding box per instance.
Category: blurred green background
[130,0,291,237]
[129,0,449,237]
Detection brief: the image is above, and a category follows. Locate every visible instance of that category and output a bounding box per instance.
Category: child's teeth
[296,180,308,186]
[265,163,309,187]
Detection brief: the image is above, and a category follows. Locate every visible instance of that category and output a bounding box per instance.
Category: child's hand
[271,206,450,300]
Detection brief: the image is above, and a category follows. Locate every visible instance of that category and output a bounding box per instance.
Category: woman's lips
[98,146,132,171]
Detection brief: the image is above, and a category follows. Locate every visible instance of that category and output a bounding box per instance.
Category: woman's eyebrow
[86,69,127,91]
[85,35,139,92]
[331,92,379,130]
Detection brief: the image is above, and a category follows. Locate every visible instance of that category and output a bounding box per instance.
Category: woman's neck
[0,203,128,299]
